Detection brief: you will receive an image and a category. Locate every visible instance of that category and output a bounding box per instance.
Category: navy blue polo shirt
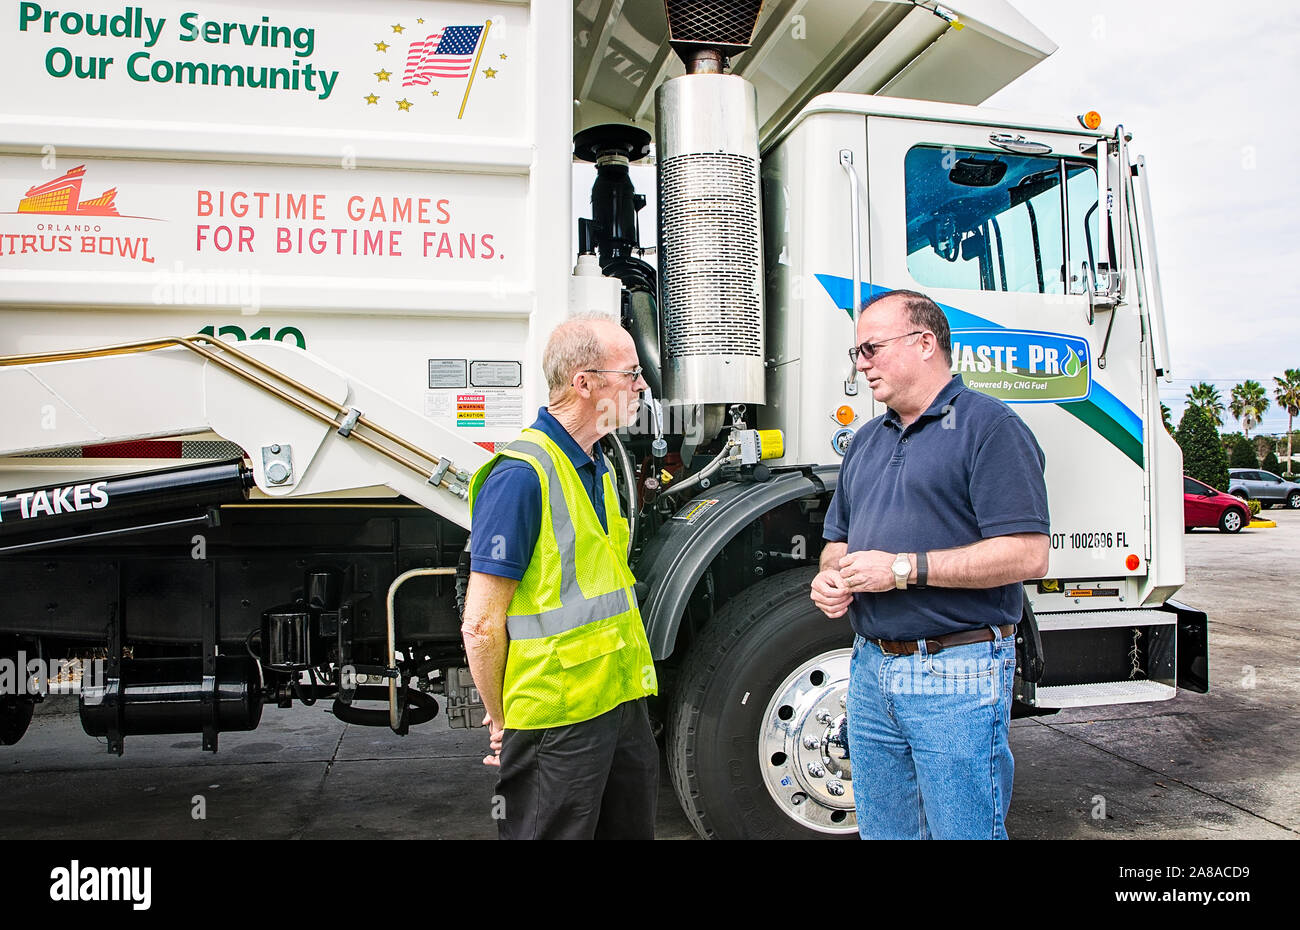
[823,374,1049,640]
[470,407,609,581]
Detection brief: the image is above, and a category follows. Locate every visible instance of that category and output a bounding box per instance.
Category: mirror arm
[1097,303,1119,370]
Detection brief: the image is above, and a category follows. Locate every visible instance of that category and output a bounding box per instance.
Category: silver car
[1228,468,1300,509]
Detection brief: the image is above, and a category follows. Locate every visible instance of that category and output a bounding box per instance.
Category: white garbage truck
[0,0,1206,838]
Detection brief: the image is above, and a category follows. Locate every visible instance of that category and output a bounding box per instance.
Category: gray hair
[543,312,617,403]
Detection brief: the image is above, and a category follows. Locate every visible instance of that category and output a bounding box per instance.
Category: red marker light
[1125,554,1140,571]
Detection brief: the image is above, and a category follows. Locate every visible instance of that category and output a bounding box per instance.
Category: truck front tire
[667,566,859,839]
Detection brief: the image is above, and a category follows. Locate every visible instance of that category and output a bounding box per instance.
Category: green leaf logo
[1063,347,1082,378]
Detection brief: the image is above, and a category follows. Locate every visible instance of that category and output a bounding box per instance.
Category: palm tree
[1230,380,1270,438]
[1275,369,1300,472]
[1161,402,1174,434]
[1186,382,1224,428]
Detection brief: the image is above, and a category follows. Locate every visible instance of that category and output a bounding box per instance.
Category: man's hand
[462,570,517,768]
[810,569,852,618]
[838,549,899,593]
[812,541,852,618]
[481,710,504,767]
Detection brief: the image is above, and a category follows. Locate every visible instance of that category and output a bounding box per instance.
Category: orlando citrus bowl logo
[4,165,160,263]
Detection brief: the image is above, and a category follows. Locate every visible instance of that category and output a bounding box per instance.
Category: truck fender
[635,466,839,660]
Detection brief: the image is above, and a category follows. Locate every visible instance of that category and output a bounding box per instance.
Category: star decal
[483,67,497,78]
[430,89,440,96]
[417,18,425,24]
[375,41,389,52]
[499,53,508,60]
[396,98,413,111]
[391,23,404,34]
[374,68,391,82]
[364,93,379,105]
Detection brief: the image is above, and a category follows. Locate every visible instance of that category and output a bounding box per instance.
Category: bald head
[543,314,630,405]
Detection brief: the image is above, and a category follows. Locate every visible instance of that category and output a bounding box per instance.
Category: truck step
[1035,680,1176,708]
[1035,608,1175,631]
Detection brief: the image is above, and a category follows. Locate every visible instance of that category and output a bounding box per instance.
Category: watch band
[916,551,928,589]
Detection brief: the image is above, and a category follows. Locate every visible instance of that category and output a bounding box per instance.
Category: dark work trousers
[495,698,657,840]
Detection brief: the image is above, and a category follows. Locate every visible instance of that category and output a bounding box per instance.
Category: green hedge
[1229,435,1259,468]
[1177,405,1230,491]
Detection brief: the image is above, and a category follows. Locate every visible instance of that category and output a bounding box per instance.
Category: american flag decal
[403,25,485,84]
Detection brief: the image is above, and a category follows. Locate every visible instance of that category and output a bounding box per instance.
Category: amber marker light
[1079,111,1102,130]
[834,405,855,425]
[1125,554,1140,571]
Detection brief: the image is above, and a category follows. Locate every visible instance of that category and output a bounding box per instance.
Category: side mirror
[1089,130,1128,311]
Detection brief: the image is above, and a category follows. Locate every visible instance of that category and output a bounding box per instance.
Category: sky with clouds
[985,0,1300,437]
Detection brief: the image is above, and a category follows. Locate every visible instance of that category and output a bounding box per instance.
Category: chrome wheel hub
[759,649,856,834]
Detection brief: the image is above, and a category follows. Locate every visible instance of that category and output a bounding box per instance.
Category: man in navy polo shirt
[810,288,1050,840]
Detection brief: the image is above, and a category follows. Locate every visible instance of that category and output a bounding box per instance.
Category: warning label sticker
[425,389,523,429]
[457,393,486,426]
[672,498,720,524]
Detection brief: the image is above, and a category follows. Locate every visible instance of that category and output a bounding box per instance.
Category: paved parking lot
[2,511,1296,840]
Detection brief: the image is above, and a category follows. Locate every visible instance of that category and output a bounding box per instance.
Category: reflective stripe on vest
[499,439,633,640]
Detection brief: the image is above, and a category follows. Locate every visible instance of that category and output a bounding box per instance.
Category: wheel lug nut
[826,779,845,796]
[839,694,847,708]
[804,736,820,750]
[815,710,832,724]
[806,762,825,778]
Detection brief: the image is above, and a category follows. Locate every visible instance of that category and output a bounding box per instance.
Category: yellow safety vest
[468,427,657,729]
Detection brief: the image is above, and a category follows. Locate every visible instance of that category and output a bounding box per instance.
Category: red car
[1184,476,1250,533]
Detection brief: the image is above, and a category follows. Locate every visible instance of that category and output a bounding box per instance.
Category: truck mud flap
[1162,598,1209,693]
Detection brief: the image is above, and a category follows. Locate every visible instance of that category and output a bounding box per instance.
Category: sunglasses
[847,331,924,364]
[580,366,644,382]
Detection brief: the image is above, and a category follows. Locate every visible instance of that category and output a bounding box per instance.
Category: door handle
[839,149,861,397]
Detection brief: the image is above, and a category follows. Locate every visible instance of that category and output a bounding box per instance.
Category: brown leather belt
[872,624,1016,656]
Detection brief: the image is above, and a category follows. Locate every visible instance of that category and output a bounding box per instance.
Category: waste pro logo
[950,328,1091,404]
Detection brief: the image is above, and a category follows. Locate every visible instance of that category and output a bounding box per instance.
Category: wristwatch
[892,552,911,590]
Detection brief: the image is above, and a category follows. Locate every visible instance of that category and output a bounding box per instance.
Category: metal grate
[17,448,81,458]
[12,440,246,459]
[182,440,246,459]
[1035,680,1176,708]
[660,152,762,357]
[664,0,763,51]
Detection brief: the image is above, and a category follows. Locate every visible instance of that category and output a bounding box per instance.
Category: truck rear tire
[667,566,858,839]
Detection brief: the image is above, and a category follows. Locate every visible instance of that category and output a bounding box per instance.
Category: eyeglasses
[847,331,924,364]
[580,366,644,382]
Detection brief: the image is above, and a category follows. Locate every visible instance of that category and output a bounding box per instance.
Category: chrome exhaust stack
[657,1,766,413]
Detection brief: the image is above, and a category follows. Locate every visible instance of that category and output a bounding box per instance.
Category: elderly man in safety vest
[463,313,658,840]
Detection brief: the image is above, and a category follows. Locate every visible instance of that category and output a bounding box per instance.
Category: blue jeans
[846,628,1016,840]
